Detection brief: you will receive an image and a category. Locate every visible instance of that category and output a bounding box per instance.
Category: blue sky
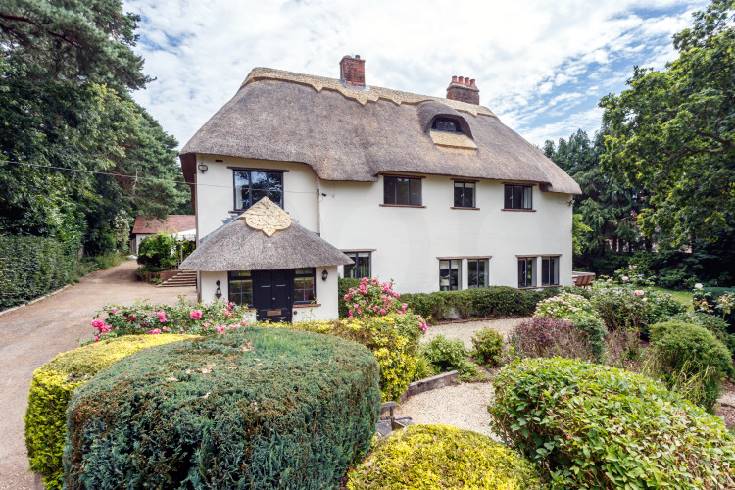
[124,0,706,148]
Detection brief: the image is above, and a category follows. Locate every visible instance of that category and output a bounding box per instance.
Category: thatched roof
[181,68,581,195]
[179,198,352,271]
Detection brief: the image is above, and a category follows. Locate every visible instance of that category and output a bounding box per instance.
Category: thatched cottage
[179,55,581,321]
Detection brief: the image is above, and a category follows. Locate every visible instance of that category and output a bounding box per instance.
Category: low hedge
[0,234,80,309]
[65,328,381,489]
[347,424,542,489]
[491,358,735,489]
[24,334,194,490]
[400,286,562,323]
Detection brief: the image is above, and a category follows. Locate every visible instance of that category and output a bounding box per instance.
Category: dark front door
[252,269,293,322]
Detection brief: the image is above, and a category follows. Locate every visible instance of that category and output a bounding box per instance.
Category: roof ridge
[241,67,496,118]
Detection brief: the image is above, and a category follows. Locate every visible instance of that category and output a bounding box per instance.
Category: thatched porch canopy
[179,198,352,272]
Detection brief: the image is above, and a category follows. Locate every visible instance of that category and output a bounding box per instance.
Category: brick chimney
[340,55,365,87]
[446,75,479,104]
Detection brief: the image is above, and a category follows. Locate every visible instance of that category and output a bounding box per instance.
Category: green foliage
[534,292,607,361]
[24,334,192,490]
[277,313,424,401]
[338,277,360,317]
[648,320,733,410]
[347,424,543,490]
[421,335,480,380]
[673,311,735,354]
[509,317,594,361]
[571,213,592,255]
[136,232,178,270]
[600,1,735,260]
[491,358,735,489]
[64,328,381,489]
[401,286,558,323]
[470,328,504,367]
[0,234,80,309]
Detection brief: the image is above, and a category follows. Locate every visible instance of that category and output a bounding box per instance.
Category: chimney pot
[446,75,480,104]
[339,55,366,87]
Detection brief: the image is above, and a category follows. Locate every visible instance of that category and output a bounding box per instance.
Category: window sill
[380,204,425,208]
[293,303,320,309]
[451,206,480,210]
[502,208,536,212]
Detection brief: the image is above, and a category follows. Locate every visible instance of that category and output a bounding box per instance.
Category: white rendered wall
[318,175,573,293]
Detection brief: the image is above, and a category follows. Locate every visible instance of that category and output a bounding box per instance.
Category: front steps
[159,269,197,287]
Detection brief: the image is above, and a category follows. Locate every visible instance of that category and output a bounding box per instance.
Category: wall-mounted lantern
[215,279,222,299]
[198,163,209,173]
[321,269,328,281]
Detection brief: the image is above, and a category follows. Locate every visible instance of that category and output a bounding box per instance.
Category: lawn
[652,287,693,309]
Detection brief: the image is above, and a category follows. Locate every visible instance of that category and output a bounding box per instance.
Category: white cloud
[123,0,707,147]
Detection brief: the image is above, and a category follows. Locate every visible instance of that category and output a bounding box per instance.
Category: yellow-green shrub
[346,424,542,489]
[24,334,194,489]
[276,313,423,401]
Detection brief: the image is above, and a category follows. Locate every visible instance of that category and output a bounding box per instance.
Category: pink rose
[215,325,226,334]
[93,334,100,342]
[91,318,105,330]
[222,309,232,318]
[379,308,387,315]
[156,311,168,323]
[419,321,428,333]
[633,290,645,297]
[147,328,162,335]
[190,309,203,320]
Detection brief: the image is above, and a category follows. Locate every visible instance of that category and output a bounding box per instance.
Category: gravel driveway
[0,260,195,490]
[422,318,527,348]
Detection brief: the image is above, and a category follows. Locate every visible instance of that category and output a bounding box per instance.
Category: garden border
[0,283,73,318]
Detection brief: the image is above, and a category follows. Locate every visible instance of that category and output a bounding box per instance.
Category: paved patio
[0,260,195,490]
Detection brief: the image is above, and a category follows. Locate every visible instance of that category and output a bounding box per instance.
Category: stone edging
[0,283,73,318]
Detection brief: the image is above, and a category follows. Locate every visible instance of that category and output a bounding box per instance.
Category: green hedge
[347,424,542,489]
[0,235,80,309]
[65,328,381,489]
[338,277,360,317]
[24,334,194,490]
[491,358,735,489]
[400,286,564,323]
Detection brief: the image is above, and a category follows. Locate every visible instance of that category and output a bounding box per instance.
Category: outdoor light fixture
[321,269,328,281]
[215,280,222,299]
[198,163,209,173]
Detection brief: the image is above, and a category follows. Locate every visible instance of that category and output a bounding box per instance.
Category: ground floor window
[541,256,560,286]
[228,271,253,306]
[343,251,371,279]
[293,268,316,303]
[467,259,489,288]
[439,259,461,291]
[517,257,536,288]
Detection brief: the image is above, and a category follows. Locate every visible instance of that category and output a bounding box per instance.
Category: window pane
[463,183,474,208]
[234,171,250,210]
[504,185,513,209]
[468,260,478,288]
[479,260,487,286]
[228,271,252,306]
[384,177,396,204]
[523,186,532,209]
[396,178,410,204]
[439,260,450,291]
[454,183,464,207]
[513,186,523,209]
[294,269,315,303]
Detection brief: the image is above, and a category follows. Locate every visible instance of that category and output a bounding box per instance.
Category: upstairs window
[432,117,461,132]
[453,181,475,208]
[467,259,489,288]
[293,268,316,304]
[384,175,422,206]
[504,184,533,210]
[439,259,461,291]
[233,169,283,211]
[541,256,560,286]
[518,257,536,288]
[343,251,371,279]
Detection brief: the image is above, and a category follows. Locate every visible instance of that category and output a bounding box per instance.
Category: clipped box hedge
[24,334,194,490]
[347,424,542,489]
[491,358,735,489]
[65,328,381,489]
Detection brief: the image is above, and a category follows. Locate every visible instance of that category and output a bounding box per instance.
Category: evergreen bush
[347,424,542,489]
[470,328,504,367]
[492,358,735,489]
[136,232,177,270]
[24,334,193,490]
[65,328,380,489]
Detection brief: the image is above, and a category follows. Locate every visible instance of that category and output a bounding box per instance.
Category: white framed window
[541,256,560,286]
[517,257,536,288]
[439,259,462,291]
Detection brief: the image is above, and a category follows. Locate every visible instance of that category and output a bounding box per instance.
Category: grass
[652,287,693,309]
[76,252,128,278]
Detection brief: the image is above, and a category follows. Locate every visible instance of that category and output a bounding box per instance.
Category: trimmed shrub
[534,292,606,361]
[65,328,381,489]
[24,334,193,490]
[338,277,360,317]
[509,317,593,361]
[648,320,733,410]
[0,234,80,309]
[401,286,558,323]
[347,424,542,490]
[673,311,735,354]
[471,328,504,367]
[421,335,480,380]
[589,285,647,331]
[282,313,423,401]
[491,358,735,489]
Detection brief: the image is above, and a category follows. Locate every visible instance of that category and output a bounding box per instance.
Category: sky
[124,0,707,148]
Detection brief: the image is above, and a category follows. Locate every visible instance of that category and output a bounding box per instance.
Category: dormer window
[432,117,461,133]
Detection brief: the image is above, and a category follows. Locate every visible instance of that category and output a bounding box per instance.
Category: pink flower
[222,309,232,318]
[147,328,162,335]
[162,326,171,332]
[110,308,119,315]
[401,303,408,313]
[633,290,646,297]
[215,325,226,334]
[156,311,168,323]
[379,308,387,315]
[419,321,428,333]
[91,318,105,329]
[93,334,100,342]
[190,309,203,320]
[347,310,353,318]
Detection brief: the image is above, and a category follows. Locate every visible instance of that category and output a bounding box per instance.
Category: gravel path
[0,260,195,490]
[395,382,498,438]
[422,318,527,348]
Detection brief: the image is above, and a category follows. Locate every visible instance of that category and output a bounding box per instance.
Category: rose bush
[343,277,428,334]
[90,298,250,341]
